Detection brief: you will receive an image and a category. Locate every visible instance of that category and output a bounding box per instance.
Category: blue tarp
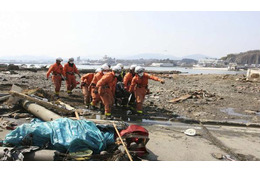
[4,118,115,153]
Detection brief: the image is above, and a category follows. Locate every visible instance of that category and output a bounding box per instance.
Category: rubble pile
[0,85,150,161]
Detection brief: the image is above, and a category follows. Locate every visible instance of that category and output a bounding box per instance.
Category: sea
[18,64,246,75]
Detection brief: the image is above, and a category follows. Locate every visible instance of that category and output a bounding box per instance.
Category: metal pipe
[22,100,61,121]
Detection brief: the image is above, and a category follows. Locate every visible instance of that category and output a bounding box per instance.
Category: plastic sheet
[4,118,114,153]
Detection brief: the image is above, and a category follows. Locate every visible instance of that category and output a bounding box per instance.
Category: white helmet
[116,63,124,69]
[130,64,137,71]
[69,57,74,62]
[95,68,102,73]
[56,57,63,62]
[135,66,145,74]
[101,63,110,71]
[112,65,121,74]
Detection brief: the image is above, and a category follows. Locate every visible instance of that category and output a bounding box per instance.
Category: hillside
[221,50,260,65]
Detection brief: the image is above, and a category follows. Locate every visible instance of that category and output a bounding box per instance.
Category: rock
[251,73,260,78]
[100,151,108,155]
[244,110,257,114]
[21,75,30,79]
[9,70,18,74]
[7,64,19,70]
[211,153,224,160]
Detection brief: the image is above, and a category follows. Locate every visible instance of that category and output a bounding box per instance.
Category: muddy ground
[1,69,260,161]
[1,70,260,124]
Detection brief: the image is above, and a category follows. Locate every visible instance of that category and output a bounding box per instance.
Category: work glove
[160,80,165,84]
[81,82,86,87]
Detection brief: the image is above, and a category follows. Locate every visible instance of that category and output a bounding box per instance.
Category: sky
[0,11,260,59]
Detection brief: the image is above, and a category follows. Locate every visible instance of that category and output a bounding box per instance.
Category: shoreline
[192,67,228,71]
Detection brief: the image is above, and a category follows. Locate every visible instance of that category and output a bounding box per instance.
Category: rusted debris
[113,123,133,161]
[0,118,18,130]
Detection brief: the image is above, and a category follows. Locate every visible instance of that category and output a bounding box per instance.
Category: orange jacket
[81,73,95,85]
[90,72,103,86]
[96,72,117,94]
[46,63,65,78]
[123,72,135,90]
[129,72,162,92]
[63,63,79,76]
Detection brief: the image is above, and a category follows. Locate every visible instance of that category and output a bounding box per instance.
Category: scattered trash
[168,90,216,103]
[184,129,196,136]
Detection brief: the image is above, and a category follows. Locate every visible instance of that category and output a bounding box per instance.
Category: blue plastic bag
[4,118,114,153]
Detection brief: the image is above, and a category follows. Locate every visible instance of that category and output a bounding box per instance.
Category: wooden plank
[9,91,73,115]
[168,94,192,103]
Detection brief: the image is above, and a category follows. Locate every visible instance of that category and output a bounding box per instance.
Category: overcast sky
[0,11,260,58]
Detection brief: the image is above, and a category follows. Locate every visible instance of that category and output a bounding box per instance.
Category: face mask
[138,72,144,77]
[103,71,108,74]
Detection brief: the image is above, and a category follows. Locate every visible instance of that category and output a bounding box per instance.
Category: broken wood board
[0,95,11,102]
[56,100,80,120]
[9,91,74,115]
[168,94,192,103]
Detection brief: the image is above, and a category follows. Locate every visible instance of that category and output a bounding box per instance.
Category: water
[16,63,246,75]
[220,108,247,117]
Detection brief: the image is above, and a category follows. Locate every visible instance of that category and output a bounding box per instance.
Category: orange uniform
[96,72,117,115]
[46,63,65,95]
[63,63,80,93]
[123,72,135,91]
[81,73,95,105]
[90,72,103,106]
[129,73,163,113]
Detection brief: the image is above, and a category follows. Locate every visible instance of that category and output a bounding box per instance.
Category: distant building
[100,55,116,65]
[228,63,238,71]
[77,56,81,62]
[198,58,224,67]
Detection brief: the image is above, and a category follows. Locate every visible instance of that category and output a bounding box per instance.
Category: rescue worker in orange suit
[81,69,100,107]
[63,57,81,95]
[116,63,126,82]
[129,66,165,115]
[89,64,110,110]
[122,64,137,107]
[46,57,66,98]
[96,66,121,119]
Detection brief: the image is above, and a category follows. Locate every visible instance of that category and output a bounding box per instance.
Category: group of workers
[47,57,165,119]
[46,57,81,96]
